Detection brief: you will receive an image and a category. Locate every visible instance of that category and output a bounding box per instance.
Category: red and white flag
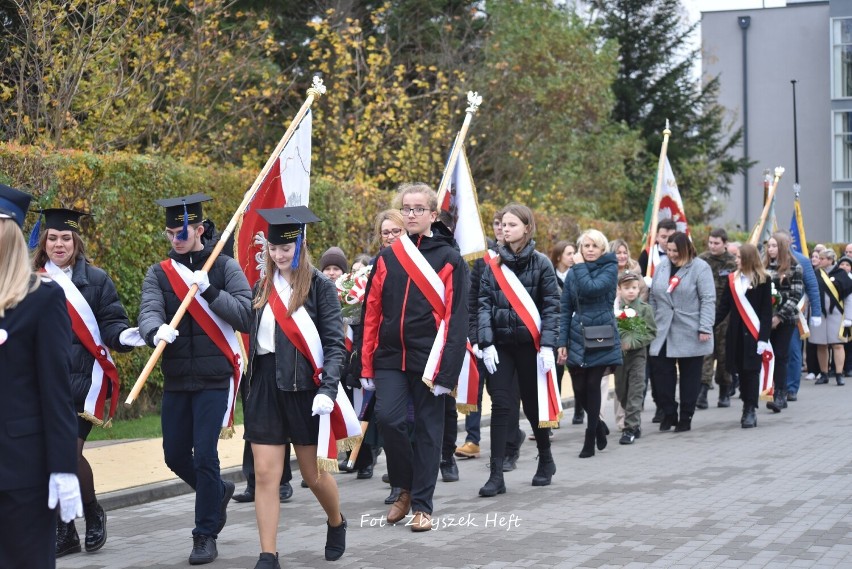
[642,156,690,275]
[235,110,312,287]
[439,147,487,261]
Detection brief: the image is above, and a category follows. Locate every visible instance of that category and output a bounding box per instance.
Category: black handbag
[574,282,615,350]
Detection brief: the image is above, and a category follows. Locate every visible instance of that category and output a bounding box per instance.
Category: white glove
[472,343,483,359]
[643,276,653,288]
[757,341,771,355]
[810,316,822,328]
[119,327,146,347]
[538,347,556,373]
[843,320,852,328]
[153,323,178,345]
[433,385,452,396]
[359,378,376,391]
[482,345,499,375]
[311,393,335,416]
[191,270,210,293]
[48,473,83,523]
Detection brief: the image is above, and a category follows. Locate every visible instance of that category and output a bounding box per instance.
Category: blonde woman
[0,185,81,569]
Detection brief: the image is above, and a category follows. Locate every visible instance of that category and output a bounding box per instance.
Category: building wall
[702,2,831,242]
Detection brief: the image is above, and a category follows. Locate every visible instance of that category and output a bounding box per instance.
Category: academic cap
[155,193,212,229]
[258,206,321,245]
[0,183,32,228]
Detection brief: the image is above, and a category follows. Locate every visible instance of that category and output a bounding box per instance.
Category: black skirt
[243,353,320,446]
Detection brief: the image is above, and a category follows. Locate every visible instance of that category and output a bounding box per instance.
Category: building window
[835,190,852,242]
[833,112,852,181]
[832,18,852,99]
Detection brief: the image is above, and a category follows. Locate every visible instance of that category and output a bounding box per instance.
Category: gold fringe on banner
[336,435,362,453]
[317,457,339,474]
[456,403,478,415]
[219,426,236,440]
[78,411,104,427]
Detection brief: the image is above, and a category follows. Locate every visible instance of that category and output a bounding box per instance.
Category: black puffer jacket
[361,223,469,389]
[138,242,252,391]
[52,257,132,404]
[246,270,344,400]
[478,241,561,348]
[468,238,497,345]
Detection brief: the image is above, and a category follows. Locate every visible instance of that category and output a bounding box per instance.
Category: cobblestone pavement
[58,377,852,568]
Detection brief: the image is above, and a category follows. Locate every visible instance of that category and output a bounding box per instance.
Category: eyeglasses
[162,230,188,242]
[400,207,429,217]
[381,228,403,237]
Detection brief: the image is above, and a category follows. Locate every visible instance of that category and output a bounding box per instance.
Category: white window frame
[831,17,852,100]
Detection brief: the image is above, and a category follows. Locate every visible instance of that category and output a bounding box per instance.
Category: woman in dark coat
[558,229,622,458]
[478,203,561,493]
[715,244,773,428]
[32,208,140,557]
[0,186,81,569]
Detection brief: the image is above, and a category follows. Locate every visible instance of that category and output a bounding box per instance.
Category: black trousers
[489,344,551,460]
[0,485,55,569]
[442,395,458,462]
[374,369,445,514]
[770,321,796,393]
[568,365,606,435]
[651,343,704,419]
[738,369,760,409]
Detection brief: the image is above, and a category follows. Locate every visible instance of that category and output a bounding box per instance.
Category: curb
[99,396,583,512]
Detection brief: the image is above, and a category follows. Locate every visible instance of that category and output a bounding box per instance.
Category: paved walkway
[58,376,852,568]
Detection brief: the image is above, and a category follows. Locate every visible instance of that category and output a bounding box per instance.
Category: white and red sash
[487,255,564,428]
[160,260,244,437]
[390,234,479,413]
[44,261,119,427]
[267,271,361,472]
[729,273,775,400]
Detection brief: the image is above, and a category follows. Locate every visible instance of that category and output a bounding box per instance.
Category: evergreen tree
[588,0,748,223]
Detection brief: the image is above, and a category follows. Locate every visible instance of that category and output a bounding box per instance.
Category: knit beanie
[319,246,349,272]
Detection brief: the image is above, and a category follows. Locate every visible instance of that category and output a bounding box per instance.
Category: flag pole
[747,166,785,246]
[436,91,483,205]
[125,77,328,407]
[645,120,672,278]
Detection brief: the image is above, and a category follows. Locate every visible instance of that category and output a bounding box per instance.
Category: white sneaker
[805,373,815,381]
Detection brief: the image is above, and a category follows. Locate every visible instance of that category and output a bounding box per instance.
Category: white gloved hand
[757,341,771,355]
[119,327,146,347]
[472,343,483,359]
[810,316,822,328]
[538,347,556,373]
[844,319,852,328]
[153,323,178,345]
[191,270,210,293]
[359,378,376,391]
[643,276,653,288]
[482,345,499,375]
[433,385,453,397]
[48,473,83,523]
[311,393,335,416]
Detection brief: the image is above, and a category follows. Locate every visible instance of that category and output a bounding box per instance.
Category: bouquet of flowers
[614,306,651,347]
[335,265,372,321]
[770,282,782,310]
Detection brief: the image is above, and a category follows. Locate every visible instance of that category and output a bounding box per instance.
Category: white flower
[624,308,637,318]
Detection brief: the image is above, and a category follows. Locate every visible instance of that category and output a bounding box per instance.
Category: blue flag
[790,200,808,257]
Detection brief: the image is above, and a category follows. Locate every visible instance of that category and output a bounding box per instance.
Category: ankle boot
[696,384,709,409]
[741,405,757,428]
[83,500,107,552]
[815,372,829,385]
[766,391,783,413]
[572,407,584,425]
[595,421,609,451]
[56,520,82,557]
[674,417,692,432]
[779,390,788,409]
[659,414,677,431]
[479,458,506,497]
[579,429,595,458]
[836,372,846,386]
[532,448,556,485]
[324,515,347,561]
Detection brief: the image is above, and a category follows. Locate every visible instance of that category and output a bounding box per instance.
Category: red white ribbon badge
[666,275,681,294]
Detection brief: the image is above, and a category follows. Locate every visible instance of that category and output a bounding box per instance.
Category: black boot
[674,416,692,432]
[572,406,584,425]
[836,372,846,386]
[652,407,664,423]
[766,391,783,413]
[384,486,401,505]
[324,515,347,561]
[579,429,595,458]
[815,372,830,385]
[56,520,81,557]
[83,500,107,552]
[741,405,757,428]
[532,448,556,485]
[440,457,459,482]
[779,390,788,409]
[479,458,506,497]
[659,414,677,432]
[696,384,709,409]
[254,552,281,569]
[718,389,731,408]
[595,421,609,451]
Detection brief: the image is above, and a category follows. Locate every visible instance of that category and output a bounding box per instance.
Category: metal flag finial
[466,91,483,114]
[308,76,327,98]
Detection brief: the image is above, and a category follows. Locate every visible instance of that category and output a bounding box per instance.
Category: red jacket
[360,223,469,389]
